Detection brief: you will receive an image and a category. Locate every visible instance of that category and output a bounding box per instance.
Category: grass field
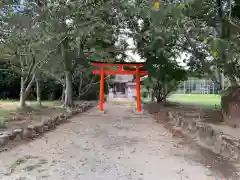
[167,94,221,108]
[0,100,60,121]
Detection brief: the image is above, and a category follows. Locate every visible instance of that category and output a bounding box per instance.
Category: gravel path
[0,103,239,180]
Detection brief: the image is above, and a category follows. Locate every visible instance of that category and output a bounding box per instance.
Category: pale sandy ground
[0,103,239,180]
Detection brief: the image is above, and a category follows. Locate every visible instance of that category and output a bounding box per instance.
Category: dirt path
[0,103,239,180]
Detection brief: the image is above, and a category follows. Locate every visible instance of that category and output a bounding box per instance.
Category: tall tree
[37,0,129,107]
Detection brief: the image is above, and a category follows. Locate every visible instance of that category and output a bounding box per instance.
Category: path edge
[0,101,97,152]
[168,111,240,161]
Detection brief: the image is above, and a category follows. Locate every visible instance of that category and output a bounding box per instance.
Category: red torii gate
[91,61,148,112]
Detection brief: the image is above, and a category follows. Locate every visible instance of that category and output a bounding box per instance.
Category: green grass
[167,94,221,108]
[0,100,61,122]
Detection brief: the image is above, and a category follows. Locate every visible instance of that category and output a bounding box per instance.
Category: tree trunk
[151,89,154,101]
[49,92,55,100]
[157,96,162,103]
[78,76,83,98]
[163,83,168,105]
[19,73,36,108]
[61,84,65,102]
[19,77,26,108]
[156,92,161,103]
[156,88,162,103]
[163,96,167,105]
[35,76,42,106]
[64,71,73,107]
[229,75,238,87]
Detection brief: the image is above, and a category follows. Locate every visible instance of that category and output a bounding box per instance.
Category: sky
[124,36,187,68]
[124,37,144,62]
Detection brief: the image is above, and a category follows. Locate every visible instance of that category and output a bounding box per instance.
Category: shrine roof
[112,75,134,83]
[112,75,147,83]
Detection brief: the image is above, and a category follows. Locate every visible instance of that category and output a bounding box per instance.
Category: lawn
[167,94,221,108]
[0,100,60,122]
[0,100,89,130]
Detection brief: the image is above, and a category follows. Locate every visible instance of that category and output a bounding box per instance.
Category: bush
[141,91,148,98]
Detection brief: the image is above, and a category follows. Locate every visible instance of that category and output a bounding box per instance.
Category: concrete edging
[168,111,240,160]
[0,102,97,151]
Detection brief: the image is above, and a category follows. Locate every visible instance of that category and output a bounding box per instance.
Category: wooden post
[136,66,141,112]
[99,66,104,112]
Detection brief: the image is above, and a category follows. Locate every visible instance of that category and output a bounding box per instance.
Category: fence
[175,79,221,95]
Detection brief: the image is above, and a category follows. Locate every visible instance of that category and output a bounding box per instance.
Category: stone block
[167,112,173,119]
[204,127,215,146]
[73,110,78,115]
[182,121,189,130]
[34,123,44,134]
[48,118,56,129]
[41,118,49,126]
[43,125,48,131]
[23,125,36,139]
[180,120,184,127]
[54,116,60,125]
[0,134,9,147]
[59,114,67,124]
[190,121,197,132]
[13,128,23,140]
[188,121,195,132]
[76,108,82,113]
[232,145,240,159]
[220,142,232,159]
[213,136,223,154]
[176,117,183,127]
[67,111,74,117]
[197,125,205,140]
[3,130,16,140]
[59,113,65,119]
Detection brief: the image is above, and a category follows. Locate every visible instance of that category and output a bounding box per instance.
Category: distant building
[109,75,146,98]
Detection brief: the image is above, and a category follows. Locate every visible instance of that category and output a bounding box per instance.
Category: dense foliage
[0,0,240,107]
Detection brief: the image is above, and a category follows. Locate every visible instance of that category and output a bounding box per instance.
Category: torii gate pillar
[99,66,104,112]
[136,66,141,112]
